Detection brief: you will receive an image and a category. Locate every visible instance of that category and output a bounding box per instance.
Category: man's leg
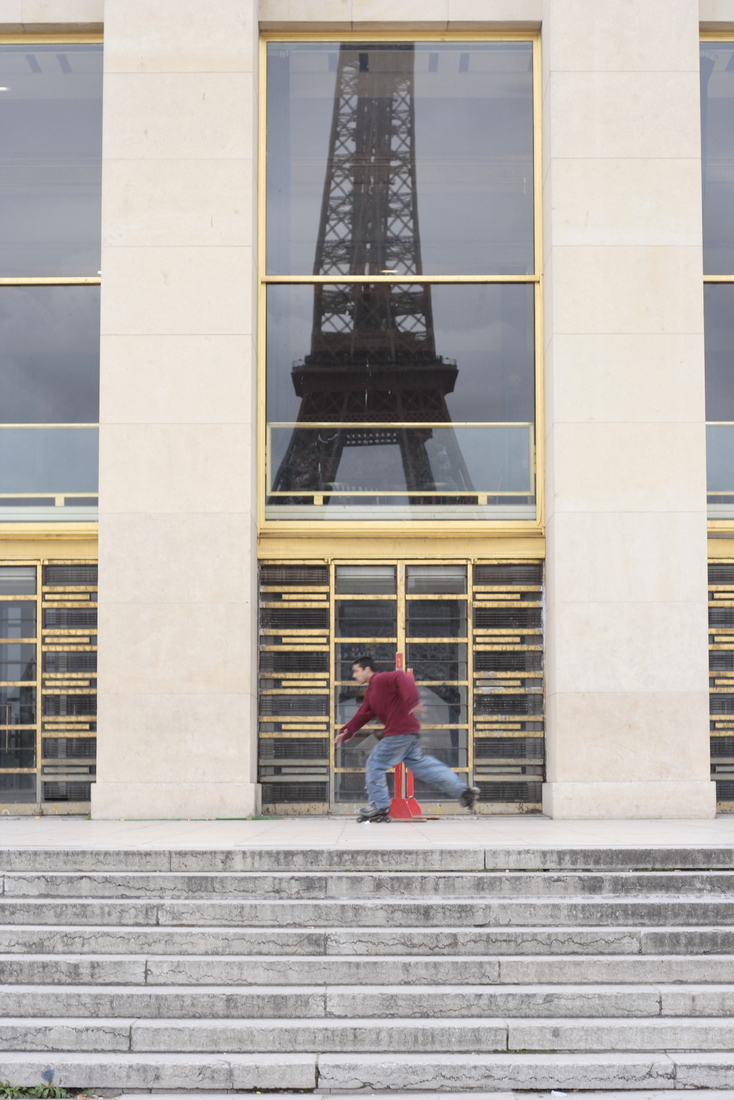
[402,738,471,801]
[365,735,417,809]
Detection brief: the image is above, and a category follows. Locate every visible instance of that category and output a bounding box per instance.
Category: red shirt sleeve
[339,693,376,741]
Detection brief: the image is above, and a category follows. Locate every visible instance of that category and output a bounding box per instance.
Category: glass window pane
[0,643,36,681]
[336,599,397,637]
[406,565,466,594]
[0,603,35,639]
[266,283,535,520]
[0,772,35,802]
[705,284,734,518]
[0,44,102,276]
[267,41,534,276]
[705,284,734,420]
[406,599,467,638]
[0,567,36,595]
[0,685,35,724]
[0,428,98,493]
[336,642,396,679]
[335,566,396,594]
[267,284,534,425]
[406,641,467,681]
[0,729,36,769]
[0,286,100,423]
[702,44,734,274]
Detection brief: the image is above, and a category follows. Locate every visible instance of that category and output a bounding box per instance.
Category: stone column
[542,0,716,817]
[92,0,259,818]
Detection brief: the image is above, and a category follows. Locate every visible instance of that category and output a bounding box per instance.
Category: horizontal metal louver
[260,565,328,587]
[476,780,542,802]
[474,564,543,586]
[716,781,734,801]
[475,651,543,672]
[711,696,734,714]
[43,609,98,629]
[475,738,542,758]
[43,738,96,759]
[259,652,329,673]
[43,565,98,586]
[262,782,327,803]
[43,652,97,673]
[259,739,330,759]
[474,607,542,629]
[260,608,329,631]
[709,564,734,586]
[710,608,734,628]
[43,781,92,802]
[475,695,543,716]
[43,695,97,717]
[259,695,329,716]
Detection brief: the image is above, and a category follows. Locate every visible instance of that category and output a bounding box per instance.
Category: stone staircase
[0,844,733,1092]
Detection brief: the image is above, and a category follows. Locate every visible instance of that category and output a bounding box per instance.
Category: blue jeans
[365,734,467,810]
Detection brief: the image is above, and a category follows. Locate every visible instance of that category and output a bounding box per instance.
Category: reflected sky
[0,44,102,276]
[267,42,534,276]
[0,286,100,423]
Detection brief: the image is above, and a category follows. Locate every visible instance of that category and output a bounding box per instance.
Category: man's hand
[411,702,427,716]
[335,727,350,745]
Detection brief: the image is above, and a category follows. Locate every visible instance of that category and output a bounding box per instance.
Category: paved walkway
[0,813,733,849]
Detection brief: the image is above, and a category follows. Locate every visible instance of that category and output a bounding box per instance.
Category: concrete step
[0,1049,730,1092]
[4,846,734,873]
[1,922,732,956]
[315,1051,734,1091]
[3,953,734,987]
[0,954,498,986]
[1,982,722,1019]
[2,896,734,927]
[0,923,650,955]
[5,869,734,899]
[0,1050,316,1090]
[0,1017,510,1053]
[1,1015,734,1054]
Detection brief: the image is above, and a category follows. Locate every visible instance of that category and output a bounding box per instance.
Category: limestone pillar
[92,0,259,818]
[542,0,716,817]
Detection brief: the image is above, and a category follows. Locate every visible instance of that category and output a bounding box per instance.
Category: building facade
[1,0,733,819]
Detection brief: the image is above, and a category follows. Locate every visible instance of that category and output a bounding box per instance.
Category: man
[336,655,480,822]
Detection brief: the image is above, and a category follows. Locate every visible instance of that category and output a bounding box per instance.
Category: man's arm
[335,696,376,744]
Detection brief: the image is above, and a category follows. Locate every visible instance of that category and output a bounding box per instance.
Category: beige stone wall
[542,0,716,818]
[91,0,259,819]
[20,0,725,819]
[0,0,102,32]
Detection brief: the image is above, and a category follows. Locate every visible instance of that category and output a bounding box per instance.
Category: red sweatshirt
[338,670,421,741]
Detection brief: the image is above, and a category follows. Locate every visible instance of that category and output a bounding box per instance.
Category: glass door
[259,559,544,814]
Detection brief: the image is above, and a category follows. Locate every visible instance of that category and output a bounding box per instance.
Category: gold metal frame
[257,30,544,542]
[0,35,102,44]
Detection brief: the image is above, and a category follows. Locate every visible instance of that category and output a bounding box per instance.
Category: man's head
[351,655,376,685]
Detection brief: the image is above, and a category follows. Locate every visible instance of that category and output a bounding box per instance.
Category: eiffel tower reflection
[270,44,474,503]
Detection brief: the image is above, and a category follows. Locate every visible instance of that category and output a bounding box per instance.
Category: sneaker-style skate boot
[460,785,481,812]
[357,803,391,823]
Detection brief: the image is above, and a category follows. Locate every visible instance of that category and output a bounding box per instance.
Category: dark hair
[352,655,376,671]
